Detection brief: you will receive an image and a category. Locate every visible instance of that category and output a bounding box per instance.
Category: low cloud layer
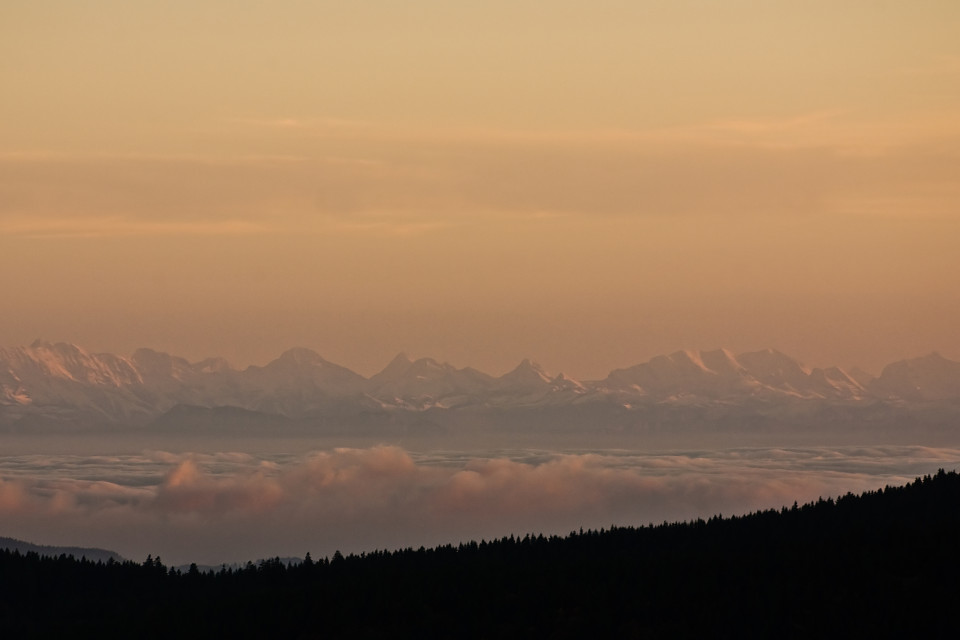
[1,445,957,566]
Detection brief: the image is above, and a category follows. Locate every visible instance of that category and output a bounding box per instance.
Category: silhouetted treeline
[3,470,960,637]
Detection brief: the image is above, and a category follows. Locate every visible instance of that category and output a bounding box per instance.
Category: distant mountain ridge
[0,536,123,563]
[2,340,959,434]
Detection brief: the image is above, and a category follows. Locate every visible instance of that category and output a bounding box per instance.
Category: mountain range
[2,340,960,435]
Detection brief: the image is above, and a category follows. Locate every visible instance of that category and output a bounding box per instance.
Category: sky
[2,1,959,379]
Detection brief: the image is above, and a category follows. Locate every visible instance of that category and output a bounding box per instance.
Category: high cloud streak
[4,119,959,237]
[1,445,958,566]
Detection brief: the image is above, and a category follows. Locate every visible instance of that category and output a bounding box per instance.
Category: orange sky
[2,1,959,378]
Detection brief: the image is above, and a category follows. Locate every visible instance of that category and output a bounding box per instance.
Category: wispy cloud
[229,116,377,130]
[0,150,311,166]
[0,215,268,239]
[3,109,958,242]
[225,108,960,152]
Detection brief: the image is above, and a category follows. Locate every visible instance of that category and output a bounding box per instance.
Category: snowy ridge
[603,348,864,400]
[1,342,959,432]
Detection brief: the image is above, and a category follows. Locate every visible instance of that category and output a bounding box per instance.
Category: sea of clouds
[1,444,958,566]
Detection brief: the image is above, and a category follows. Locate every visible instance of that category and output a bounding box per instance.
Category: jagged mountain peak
[194,357,232,374]
[871,351,960,400]
[132,347,186,366]
[409,356,451,372]
[648,349,745,377]
[502,359,552,381]
[4,340,140,387]
[737,348,810,376]
[274,347,327,366]
[366,354,493,402]
[238,348,367,401]
[515,358,543,371]
[878,353,943,377]
[132,348,233,378]
[388,352,414,367]
[699,348,743,374]
[604,347,829,398]
[915,351,949,365]
[624,349,716,379]
[27,339,87,357]
[369,353,415,385]
[3,342,960,431]
[669,349,705,363]
[258,348,364,384]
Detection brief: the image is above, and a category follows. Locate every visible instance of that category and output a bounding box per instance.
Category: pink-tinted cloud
[0,445,957,565]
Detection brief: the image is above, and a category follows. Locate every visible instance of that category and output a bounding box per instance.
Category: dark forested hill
[2,470,959,637]
[0,537,122,564]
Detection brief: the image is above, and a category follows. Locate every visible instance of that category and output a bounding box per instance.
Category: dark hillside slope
[2,471,959,637]
[0,536,122,564]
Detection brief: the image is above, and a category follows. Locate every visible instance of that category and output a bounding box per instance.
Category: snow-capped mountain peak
[500,359,553,385]
[2,342,960,432]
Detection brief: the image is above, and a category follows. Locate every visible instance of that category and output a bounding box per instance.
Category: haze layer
[3,2,959,377]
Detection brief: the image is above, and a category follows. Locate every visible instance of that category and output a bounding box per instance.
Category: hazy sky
[2,1,959,378]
